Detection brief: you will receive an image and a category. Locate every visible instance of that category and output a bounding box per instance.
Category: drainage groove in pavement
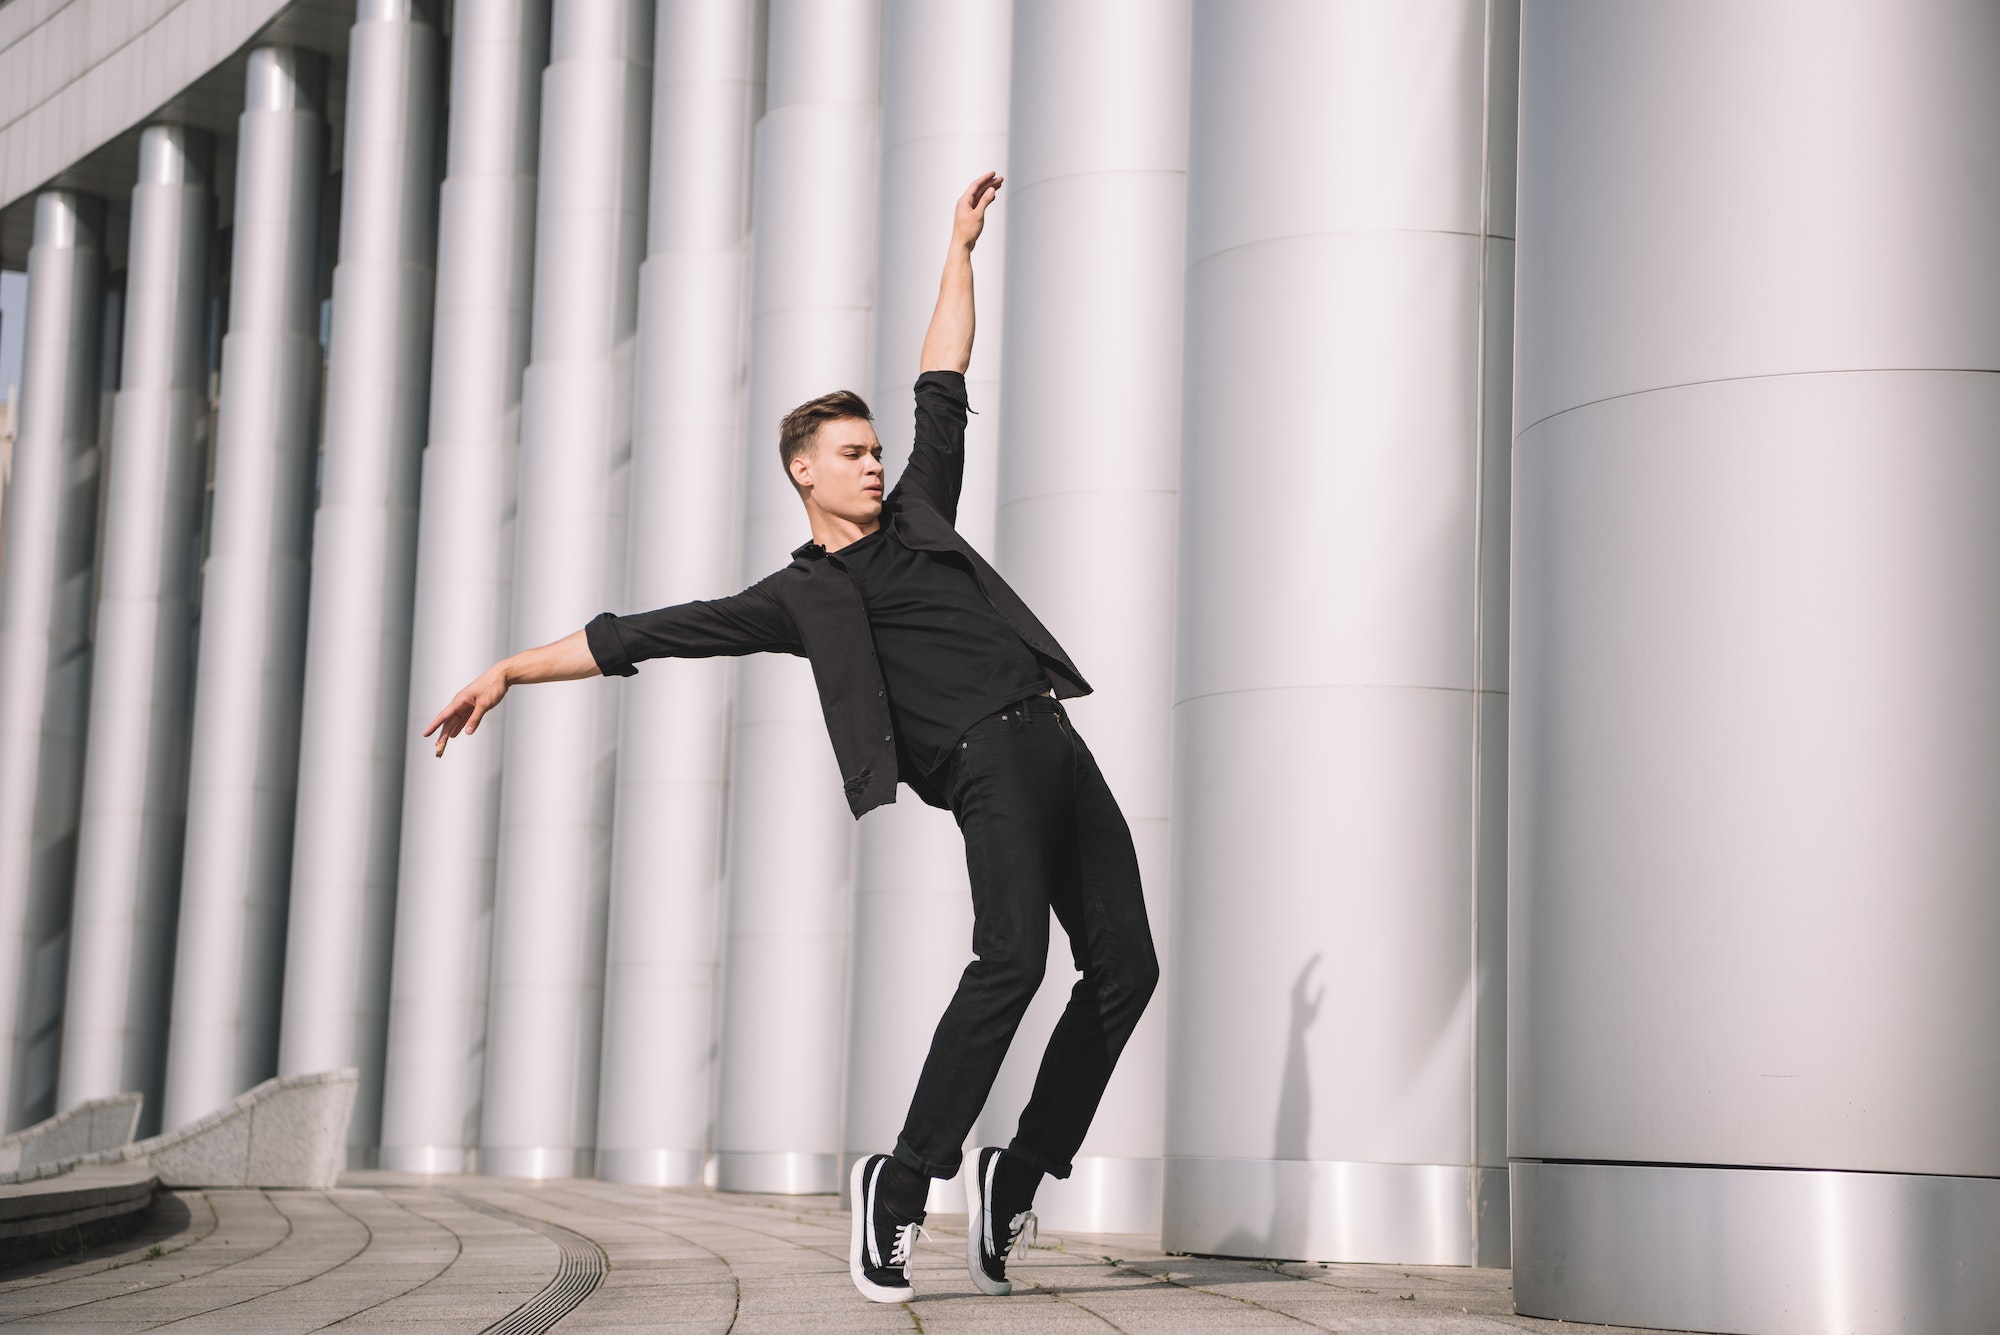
[448,1193,607,1335]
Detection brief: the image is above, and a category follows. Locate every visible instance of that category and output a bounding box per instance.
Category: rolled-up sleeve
[585,574,802,677]
[890,370,970,521]
[586,612,639,676]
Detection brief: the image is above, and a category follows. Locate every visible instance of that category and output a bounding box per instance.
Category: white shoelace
[889,1220,930,1269]
[1002,1209,1038,1257]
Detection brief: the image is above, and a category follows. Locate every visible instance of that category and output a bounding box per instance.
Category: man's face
[791,417,884,524]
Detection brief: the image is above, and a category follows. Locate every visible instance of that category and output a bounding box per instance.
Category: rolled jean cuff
[1005,1138,1070,1180]
[893,1137,961,1181]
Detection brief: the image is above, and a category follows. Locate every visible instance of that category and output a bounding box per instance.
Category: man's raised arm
[919,171,1002,374]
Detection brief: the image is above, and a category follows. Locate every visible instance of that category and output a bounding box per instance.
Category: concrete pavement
[0,1172,1685,1332]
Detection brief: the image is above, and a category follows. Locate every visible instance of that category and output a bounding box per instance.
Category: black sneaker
[850,1154,927,1303]
[965,1146,1038,1296]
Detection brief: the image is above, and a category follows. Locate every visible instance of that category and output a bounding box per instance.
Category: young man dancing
[427,173,1157,1304]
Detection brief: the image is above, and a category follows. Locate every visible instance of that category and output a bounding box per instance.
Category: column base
[717,1151,839,1194]
[1035,1155,1161,1236]
[1163,1157,1507,1266]
[478,1146,595,1180]
[596,1148,706,1186]
[1512,1160,2000,1335]
[378,1144,475,1174]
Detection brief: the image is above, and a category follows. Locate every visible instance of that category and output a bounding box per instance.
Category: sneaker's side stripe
[865,1159,883,1268]
[983,1150,1000,1253]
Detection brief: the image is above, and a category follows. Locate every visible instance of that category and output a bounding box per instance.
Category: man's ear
[789,450,813,492]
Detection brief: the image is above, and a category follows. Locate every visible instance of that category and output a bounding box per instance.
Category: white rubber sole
[965,1150,1013,1296]
[849,1155,914,1303]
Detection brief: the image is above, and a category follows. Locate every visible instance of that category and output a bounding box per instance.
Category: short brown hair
[778,389,873,482]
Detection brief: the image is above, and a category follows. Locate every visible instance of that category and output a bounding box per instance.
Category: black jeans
[892,695,1159,1181]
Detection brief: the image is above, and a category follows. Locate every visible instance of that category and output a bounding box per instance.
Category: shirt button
[883,734,892,742]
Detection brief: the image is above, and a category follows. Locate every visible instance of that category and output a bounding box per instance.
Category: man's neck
[805,503,881,553]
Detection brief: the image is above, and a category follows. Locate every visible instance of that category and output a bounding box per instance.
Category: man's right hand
[424,627,602,755]
[425,664,509,757]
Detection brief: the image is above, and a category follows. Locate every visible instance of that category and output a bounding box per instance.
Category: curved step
[0,1161,157,1255]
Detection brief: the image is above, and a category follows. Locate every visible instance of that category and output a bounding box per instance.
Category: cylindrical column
[594,0,762,1188]
[279,0,443,1168]
[713,0,881,1197]
[479,0,651,1180]
[974,0,1187,1233]
[90,281,124,620]
[379,0,549,1179]
[0,190,107,1130]
[1510,5,2000,1331]
[163,46,327,1132]
[1162,0,1516,1267]
[59,127,214,1135]
[841,0,1012,1210]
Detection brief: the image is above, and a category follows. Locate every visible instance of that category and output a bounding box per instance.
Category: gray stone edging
[0,1094,141,1175]
[0,1070,357,1189]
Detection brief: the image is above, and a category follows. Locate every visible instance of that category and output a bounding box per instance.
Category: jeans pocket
[946,711,1026,802]
[960,714,1007,749]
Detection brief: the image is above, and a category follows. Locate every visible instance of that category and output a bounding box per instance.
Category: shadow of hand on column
[1211,953,1323,1262]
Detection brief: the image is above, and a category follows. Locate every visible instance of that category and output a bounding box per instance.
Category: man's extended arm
[425,629,598,755]
[425,576,800,756]
[919,171,1002,374]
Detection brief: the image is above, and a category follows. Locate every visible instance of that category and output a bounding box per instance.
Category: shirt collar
[796,521,891,563]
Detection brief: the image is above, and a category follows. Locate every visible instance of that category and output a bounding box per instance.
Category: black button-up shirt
[833,526,1051,781]
[585,370,1091,817]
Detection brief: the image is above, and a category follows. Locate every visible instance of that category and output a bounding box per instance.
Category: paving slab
[0,1173,1698,1333]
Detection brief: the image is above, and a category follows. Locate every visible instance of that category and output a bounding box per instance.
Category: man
[427,173,1157,1304]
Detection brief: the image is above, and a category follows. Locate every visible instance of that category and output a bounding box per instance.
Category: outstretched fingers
[964,170,1003,214]
[425,685,484,757]
[427,702,457,757]
[950,172,1004,254]
[423,699,458,740]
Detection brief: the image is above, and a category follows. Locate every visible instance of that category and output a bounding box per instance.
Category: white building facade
[0,2,1992,1330]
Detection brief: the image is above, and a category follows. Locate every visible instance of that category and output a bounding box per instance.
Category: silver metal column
[89,282,124,625]
[975,0,1187,1234]
[1163,0,1517,1267]
[0,190,106,1130]
[1510,4,2000,1331]
[279,0,443,1169]
[59,127,213,1136]
[714,0,881,1196]
[379,0,549,1176]
[595,0,763,1188]
[842,0,1012,1210]
[479,0,651,1180]
[163,47,327,1133]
